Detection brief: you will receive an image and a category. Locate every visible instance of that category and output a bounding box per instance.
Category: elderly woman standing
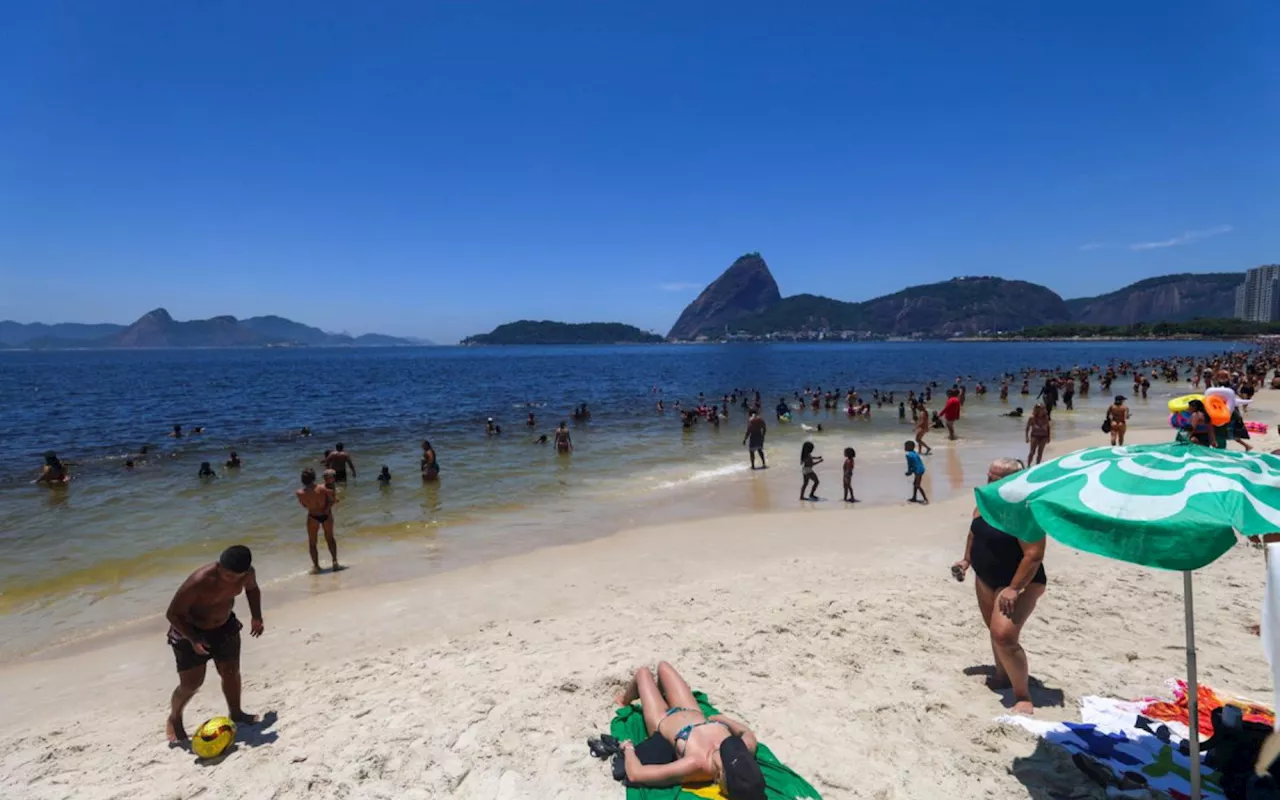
[952,457,1047,715]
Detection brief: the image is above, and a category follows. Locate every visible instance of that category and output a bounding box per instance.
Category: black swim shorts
[167,613,242,672]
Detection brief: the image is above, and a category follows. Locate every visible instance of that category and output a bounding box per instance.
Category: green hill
[462,320,663,345]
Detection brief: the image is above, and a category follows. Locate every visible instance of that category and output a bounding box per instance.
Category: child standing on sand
[800,441,823,501]
[904,441,928,504]
[842,447,857,503]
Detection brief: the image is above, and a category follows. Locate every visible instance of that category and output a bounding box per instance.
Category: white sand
[3,392,1278,799]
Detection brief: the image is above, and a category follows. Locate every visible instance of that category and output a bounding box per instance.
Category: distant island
[0,309,430,349]
[462,320,663,346]
[666,253,1245,340]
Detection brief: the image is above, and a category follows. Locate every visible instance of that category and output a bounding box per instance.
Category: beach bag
[1195,706,1280,799]
[1101,415,1112,434]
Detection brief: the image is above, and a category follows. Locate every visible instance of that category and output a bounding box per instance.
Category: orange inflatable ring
[1204,395,1231,427]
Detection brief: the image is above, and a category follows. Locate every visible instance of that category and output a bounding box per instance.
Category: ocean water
[0,341,1243,658]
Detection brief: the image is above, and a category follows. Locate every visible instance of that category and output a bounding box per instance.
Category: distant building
[1235,265,1280,322]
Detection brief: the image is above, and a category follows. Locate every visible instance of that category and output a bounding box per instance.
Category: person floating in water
[35,451,70,485]
[842,447,858,503]
[324,443,356,481]
[377,465,392,485]
[527,412,536,427]
[299,426,312,438]
[1004,407,1024,418]
[163,545,263,744]
[296,468,340,574]
[535,434,549,445]
[225,451,242,469]
[486,418,498,436]
[554,421,573,453]
[125,459,135,470]
[191,426,206,435]
[169,424,184,439]
[198,462,218,479]
[904,441,928,504]
[799,441,823,501]
[421,440,440,481]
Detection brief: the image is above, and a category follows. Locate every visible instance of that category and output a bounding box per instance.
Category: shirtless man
[742,410,767,469]
[296,468,340,573]
[324,443,356,481]
[164,545,263,744]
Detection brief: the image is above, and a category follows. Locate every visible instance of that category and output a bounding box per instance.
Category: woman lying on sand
[952,457,1047,715]
[613,661,766,799]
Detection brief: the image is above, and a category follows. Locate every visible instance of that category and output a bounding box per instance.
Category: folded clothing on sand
[609,690,822,800]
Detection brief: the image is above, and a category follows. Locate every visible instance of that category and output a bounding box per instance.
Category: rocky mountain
[0,321,123,347]
[1,310,422,348]
[732,277,1070,337]
[665,253,782,339]
[463,320,663,345]
[1065,273,1243,325]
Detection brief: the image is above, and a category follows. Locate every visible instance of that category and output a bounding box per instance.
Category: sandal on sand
[587,735,620,760]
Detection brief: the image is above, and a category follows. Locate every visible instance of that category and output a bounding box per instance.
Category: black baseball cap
[720,736,766,800]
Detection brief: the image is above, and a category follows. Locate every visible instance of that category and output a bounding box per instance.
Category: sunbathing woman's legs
[656,661,700,714]
[615,666,670,735]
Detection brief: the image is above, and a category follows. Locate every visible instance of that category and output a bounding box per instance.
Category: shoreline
[5,392,1280,797]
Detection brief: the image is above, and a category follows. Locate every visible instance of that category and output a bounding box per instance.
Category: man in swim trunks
[612,661,766,799]
[165,545,263,744]
[742,410,767,469]
[324,443,356,481]
[296,468,340,573]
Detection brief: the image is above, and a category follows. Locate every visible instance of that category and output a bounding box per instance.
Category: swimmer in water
[554,421,572,453]
[35,451,70,485]
[299,426,312,438]
[377,466,391,485]
[198,462,218,479]
[1004,407,1024,418]
[535,434,549,444]
[225,451,242,469]
[169,424,184,439]
[800,423,823,433]
[527,412,536,427]
[324,443,356,481]
[125,459,135,470]
[295,468,339,574]
[191,426,206,435]
[420,440,440,481]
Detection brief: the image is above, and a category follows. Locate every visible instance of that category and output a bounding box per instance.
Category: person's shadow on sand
[192,711,279,766]
[963,665,1065,710]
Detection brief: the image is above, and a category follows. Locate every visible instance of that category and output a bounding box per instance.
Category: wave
[651,462,750,491]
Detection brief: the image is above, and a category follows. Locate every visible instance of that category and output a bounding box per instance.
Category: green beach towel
[609,691,822,800]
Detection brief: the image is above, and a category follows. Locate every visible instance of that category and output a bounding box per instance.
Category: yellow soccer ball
[191,716,237,759]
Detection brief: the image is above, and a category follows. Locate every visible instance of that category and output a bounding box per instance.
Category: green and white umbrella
[974,442,1280,800]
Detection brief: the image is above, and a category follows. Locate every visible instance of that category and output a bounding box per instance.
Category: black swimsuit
[970,515,1046,590]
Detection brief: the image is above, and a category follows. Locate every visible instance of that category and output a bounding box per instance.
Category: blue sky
[1,2,1276,342]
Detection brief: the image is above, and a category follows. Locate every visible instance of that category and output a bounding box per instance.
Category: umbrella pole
[1185,570,1201,800]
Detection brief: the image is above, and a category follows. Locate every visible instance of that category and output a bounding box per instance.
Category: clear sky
[1,2,1276,342]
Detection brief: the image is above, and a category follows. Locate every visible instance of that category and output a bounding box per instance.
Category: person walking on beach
[1107,396,1130,446]
[421,439,440,481]
[799,441,823,501]
[941,389,961,441]
[952,458,1045,716]
[554,421,573,454]
[904,441,928,504]
[842,448,857,503]
[296,468,340,573]
[743,410,767,469]
[164,545,263,744]
[1025,404,1051,465]
[324,443,356,481]
[913,406,934,455]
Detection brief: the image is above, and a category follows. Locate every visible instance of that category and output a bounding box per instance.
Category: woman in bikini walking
[1024,404,1051,465]
[295,468,341,574]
